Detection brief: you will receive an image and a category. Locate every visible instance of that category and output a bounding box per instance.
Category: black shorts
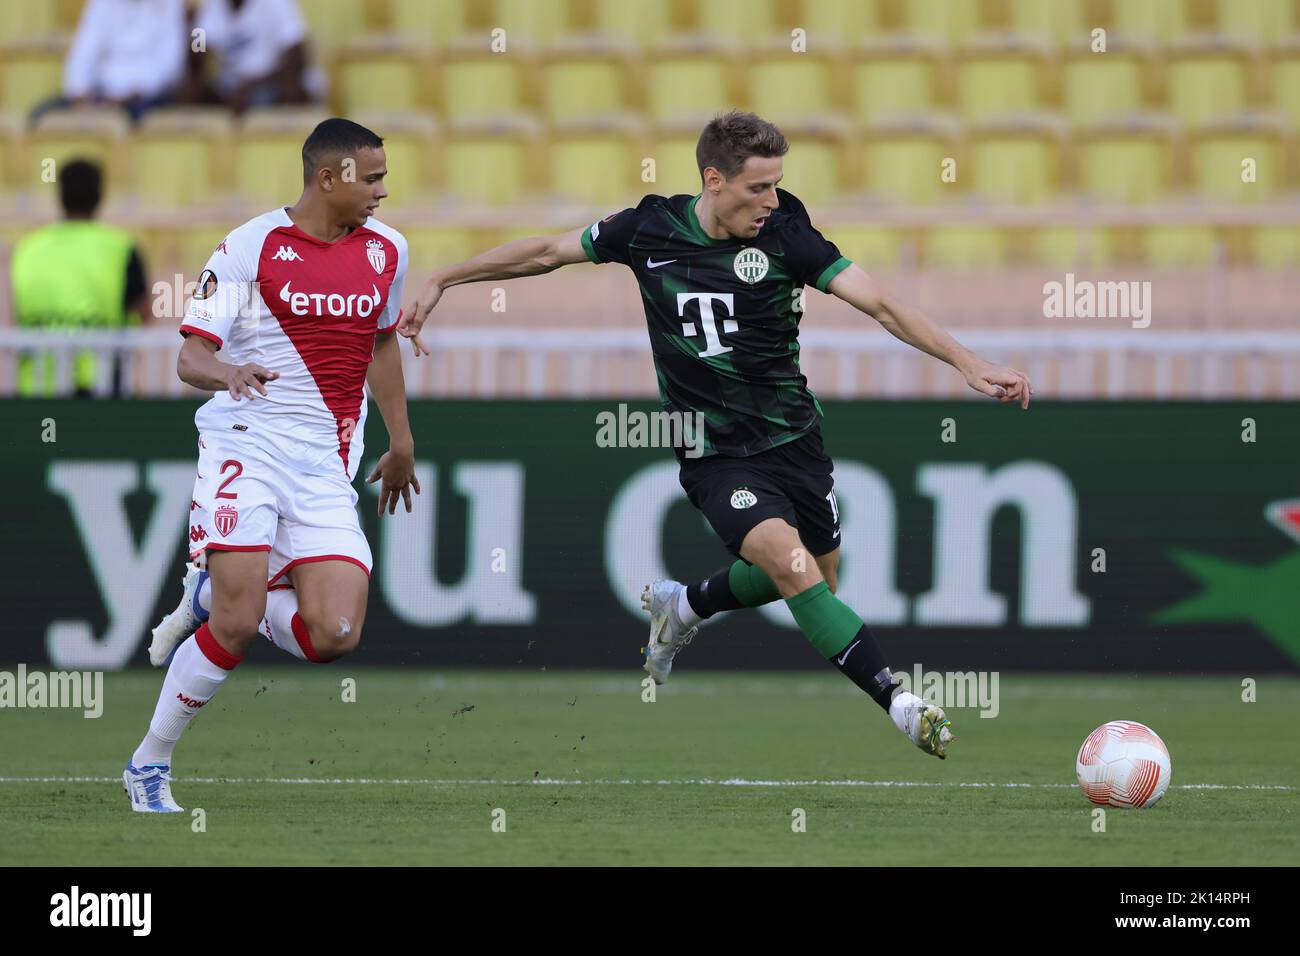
[678,427,841,559]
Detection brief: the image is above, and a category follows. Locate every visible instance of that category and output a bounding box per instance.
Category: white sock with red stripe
[261,589,325,662]
[131,624,241,768]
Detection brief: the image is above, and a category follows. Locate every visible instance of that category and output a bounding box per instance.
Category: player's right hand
[399,276,443,358]
[225,363,279,401]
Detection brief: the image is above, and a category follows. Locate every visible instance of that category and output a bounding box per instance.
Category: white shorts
[187,429,372,590]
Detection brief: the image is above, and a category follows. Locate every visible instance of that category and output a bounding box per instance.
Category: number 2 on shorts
[216,459,243,500]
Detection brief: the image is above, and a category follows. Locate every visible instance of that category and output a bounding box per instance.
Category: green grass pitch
[1,669,1296,866]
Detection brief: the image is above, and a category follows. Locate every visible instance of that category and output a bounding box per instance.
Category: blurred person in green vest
[10,159,150,397]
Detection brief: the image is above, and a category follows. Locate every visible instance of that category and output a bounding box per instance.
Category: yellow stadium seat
[967,119,1062,205]
[924,226,1009,269]
[0,3,61,44]
[298,0,370,54]
[443,116,541,206]
[1217,0,1294,42]
[26,107,131,194]
[803,0,880,46]
[901,0,984,44]
[593,0,673,46]
[772,121,850,208]
[1061,46,1147,126]
[1250,226,1300,268]
[693,0,782,46]
[1165,41,1251,127]
[1189,120,1284,203]
[849,41,941,126]
[644,42,735,123]
[954,39,1049,122]
[1268,42,1300,127]
[438,45,533,121]
[1076,119,1174,205]
[232,108,330,207]
[0,41,66,115]
[131,108,234,210]
[1006,0,1088,46]
[1111,0,1190,43]
[547,119,642,207]
[0,112,25,193]
[646,121,708,196]
[349,111,439,210]
[1144,227,1219,266]
[335,41,432,115]
[823,225,902,270]
[1030,228,1109,269]
[492,0,570,47]
[744,48,839,122]
[392,0,472,45]
[858,118,958,205]
[399,225,481,274]
[540,45,633,123]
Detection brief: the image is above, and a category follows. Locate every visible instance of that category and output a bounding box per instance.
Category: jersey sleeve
[179,232,257,348]
[781,191,852,292]
[377,232,408,333]
[580,207,638,266]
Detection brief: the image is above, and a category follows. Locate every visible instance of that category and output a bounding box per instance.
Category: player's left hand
[964,359,1033,409]
[366,448,421,516]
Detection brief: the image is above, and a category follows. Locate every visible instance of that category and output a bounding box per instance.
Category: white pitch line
[0,776,1295,792]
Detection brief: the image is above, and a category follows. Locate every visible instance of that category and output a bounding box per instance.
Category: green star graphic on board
[1151,500,1300,664]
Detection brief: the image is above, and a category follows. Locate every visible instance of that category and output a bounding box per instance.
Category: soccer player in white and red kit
[124,119,420,812]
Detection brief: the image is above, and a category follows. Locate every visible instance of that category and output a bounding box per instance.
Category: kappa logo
[734,247,769,284]
[366,238,386,274]
[272,245,303,262]
[214,505,238,537]
[731,488,757,510]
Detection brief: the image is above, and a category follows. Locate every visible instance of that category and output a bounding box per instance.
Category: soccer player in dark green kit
[401,111,1032,759]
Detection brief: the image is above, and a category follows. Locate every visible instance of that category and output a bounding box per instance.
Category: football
[1076,720,1172,809]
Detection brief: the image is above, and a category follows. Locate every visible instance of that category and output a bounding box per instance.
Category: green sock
[727,560,781,607]
[785,581,865,659]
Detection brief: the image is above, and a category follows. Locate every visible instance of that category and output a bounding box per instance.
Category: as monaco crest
[214,505,238,537]
[366,239,386,275]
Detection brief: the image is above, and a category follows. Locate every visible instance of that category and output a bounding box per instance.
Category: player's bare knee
[208,611,262,655]
[302,609,363,661]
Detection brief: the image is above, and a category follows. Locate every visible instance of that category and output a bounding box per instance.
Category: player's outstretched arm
[364,330,420,516]
[398,227,590,357]
[177,333,279,401]
[826,263,1033,409]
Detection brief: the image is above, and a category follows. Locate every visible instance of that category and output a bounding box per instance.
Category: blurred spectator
[186,0,324,114]
[9,160,151,398]
[30,0,188,124]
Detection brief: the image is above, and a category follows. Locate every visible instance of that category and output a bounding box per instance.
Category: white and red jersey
[180,207,407,477]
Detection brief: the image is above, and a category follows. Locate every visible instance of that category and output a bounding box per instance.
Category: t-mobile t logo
[677,292,737,357]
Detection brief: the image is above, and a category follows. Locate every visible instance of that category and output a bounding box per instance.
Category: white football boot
[641,580,698,685]
[148,563,208,667]
[890,690,955,759]
[123,763,184,813]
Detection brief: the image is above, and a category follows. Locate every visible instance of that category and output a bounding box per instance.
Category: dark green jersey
[581,188,851,459]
